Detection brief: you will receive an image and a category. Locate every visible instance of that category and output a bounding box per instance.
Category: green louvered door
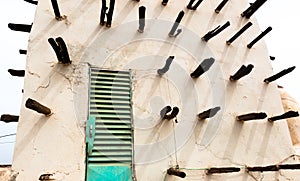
[87,68,133,181]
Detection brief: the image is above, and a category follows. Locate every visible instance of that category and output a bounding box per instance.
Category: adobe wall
[12,0,300,180]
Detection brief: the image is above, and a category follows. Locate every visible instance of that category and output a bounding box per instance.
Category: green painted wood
[87,166,133,181]
[86,117,96,155]
[87,68,133,181]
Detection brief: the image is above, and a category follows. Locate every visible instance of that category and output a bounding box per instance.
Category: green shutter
[86,116,96,155]
[87,68,133,181]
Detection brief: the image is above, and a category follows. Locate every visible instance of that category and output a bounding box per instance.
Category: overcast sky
[0,0,300,164]
[0,1,35,164]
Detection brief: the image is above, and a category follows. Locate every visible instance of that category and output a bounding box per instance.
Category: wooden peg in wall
[19,49,27,55]
[226,22,252,45]
[8,69,25,77]
[160,106,172,119]
[247,165,279,172]
[25,98,52,116]
[190,58,215,78]
[163,107,179,120]
[247,164,300,172]
[187,0,204,10]
[167,167,186,178]
[100,0,107,26]
[106,0,115,27]
[264,66,295,84]
[241,0,268,19]
[230,64,254,81]
[48,37,71,64]
[8,23,32,33]
[236,112,267,121]
[215,0,229,13]
[268,111,299,122]
[206,167,240,175]
[279,164,300,170]
[198,107,221,119]
[202,21,230,42]
[24,0,38,5]
[99,0,115,27]
[157,56,175,75]
[162,0,169,6]
[39,174,54,181]
[169,11,184,37]
[51,0,62,20]
[138,6,146,33]
[247,26,272,48]
[0,114,19,123]
[55,37,71,64]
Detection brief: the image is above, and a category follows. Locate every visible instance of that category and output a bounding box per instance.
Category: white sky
[0,0,299,164]
[0,1,36,164]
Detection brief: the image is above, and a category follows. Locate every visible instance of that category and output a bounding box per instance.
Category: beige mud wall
[12,0,300,180]
[0,166,17,181]
[279,87,300,147]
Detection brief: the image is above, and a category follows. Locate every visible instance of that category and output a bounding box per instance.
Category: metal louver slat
[90,89,130,96]
[94,135,132,140]
[91,151,132,157]
[94,129,132,135]
[91,78,129,82]
[88,68,133,169]
[89,94,130,100]
[92,145,132,151]
[94,119,131,125]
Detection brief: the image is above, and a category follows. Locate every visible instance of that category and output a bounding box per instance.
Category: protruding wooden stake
[226,22,253,45]
[202,21,230,42]
[206,167,240,175]
[198,107,221,119]
[106,0,115,27]
[157,56,175,75]
[8,69,25,77]
[169,11,185,37]
[279,164,300,170]
[100,0,107,26]
[8,23,32,33]
[0,114,19,123]
[24,0,38,5]
[264,66,295,84]
[268,111,299,122]
[48,38,63,62]
[138,6,146,33]
[48,37,71,64]
[215,0,229,13]
[190,58,215,78]
[269,56,275,61]
[51,0,62,20]
[167,168,186,178]
[39,174,54,180]
[187,0,204,10]
[19,49,27,55]
[247,165,279,172]
[160,106,172,119]
[55,37,71,64]
[247,26,272,48]
[25,98,52,116]
[230,64,254,81]
[241,0,268,19]
[163,107,179,120]
[162,0,169,6]
[247,164,300,172]
[237,112,267,121]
